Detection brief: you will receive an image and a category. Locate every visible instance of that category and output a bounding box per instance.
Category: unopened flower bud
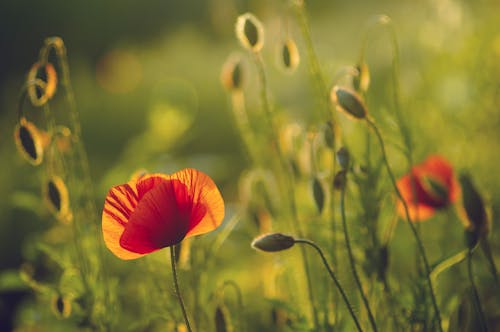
[336,147,350,170]
[251,233,295,252]
[281,38,300,71]
[459,173,489,237]
[333,170,347,191]
[51,294,71,319]
[14,118,46,166]
[235,13,264,53]
[323,121,335,149]
[353,62,370,93]
[221,55,244,92]
[43,175,72,223]
[215,305,232,332]
[312,177,325,214]
[27,62,58,106]
[331,86,367,120]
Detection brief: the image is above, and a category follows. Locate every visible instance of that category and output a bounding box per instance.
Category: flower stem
[294,238,364,332]
[365,118,443,332]
[253,51,320,331]
[170,246,192,332]
[480,239,500,287]
[467,249,489,332]
[340,187,378,332]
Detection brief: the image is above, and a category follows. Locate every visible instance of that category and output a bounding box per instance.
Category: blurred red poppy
[396,155,460,221]
[102,168,225,260]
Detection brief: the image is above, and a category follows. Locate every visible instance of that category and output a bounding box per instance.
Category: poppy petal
[170,168,225,238]
[119,177,192,254]
[397,173,437,221]
[102,182,143,259]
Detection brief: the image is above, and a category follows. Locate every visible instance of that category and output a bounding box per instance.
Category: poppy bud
[251,233,295,252]
[14,118,49,166]
[312,177,325,214]
[27,62,58,106]
[331,86,367,120]
[43,175,72,223]
[333,170,347,191]
[221,55,244,92]
[352,62,370,93]
[281,38,300,71]
[215,305,233,332]
[336,147,350,170]
[235,13,264,52]
[323,121,335,149]
[459,174,489,237]
[51,294,71,319]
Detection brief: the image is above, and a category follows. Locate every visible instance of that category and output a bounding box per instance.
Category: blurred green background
[1,0,499,330]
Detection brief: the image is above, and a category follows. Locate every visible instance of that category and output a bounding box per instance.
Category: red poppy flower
[102,168,225,260]
[396,155,460,221]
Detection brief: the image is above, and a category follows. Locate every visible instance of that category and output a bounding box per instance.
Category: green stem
[430,249,468,283]
[340,187,378,332]
[253,51,320,330]
[365,118,443,332]
[480,239,500,287]
[170,246,193,332]
[292,1,329,119]
[467,249,489,332]
[295,239,364,332]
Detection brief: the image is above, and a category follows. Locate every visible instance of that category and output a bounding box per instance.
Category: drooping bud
[235,13,264,52]
[336,147,350,170]
[459,174,490,237]
[51,294,71,319]
[43,175,72,223]
[27,62,58,106]
[251,233,295,252]
[281,38,300,71]
[14,118,46,166]
[323,121,335,149]
[215,305,233,332]
[221,55,244,92]
[331,86,367,120]
[333,170,347,191]
[312,177,325,214]
[353,62,370,93]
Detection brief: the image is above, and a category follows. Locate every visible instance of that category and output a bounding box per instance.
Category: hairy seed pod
[235,13,264,52]
[27,62,58,106]
[331,86,367,119]
[251,233,295,252]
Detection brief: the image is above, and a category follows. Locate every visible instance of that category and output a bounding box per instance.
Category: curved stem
[467,249,489,332]
[292,1,329,119]
[340,187,378,332]
[253,51,320,330]
[480,239,500,287]
[170,246,193,332]
[365,118,443,332]
[295,239,364,332]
